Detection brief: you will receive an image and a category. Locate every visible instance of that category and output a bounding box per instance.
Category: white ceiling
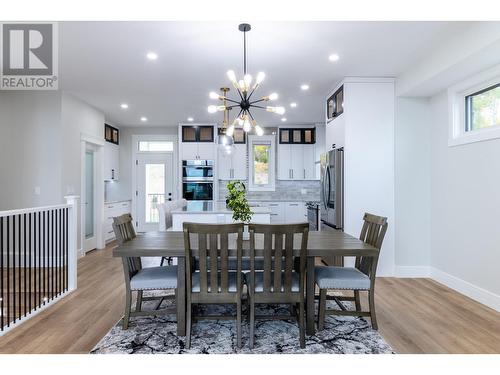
[59,21,470,127]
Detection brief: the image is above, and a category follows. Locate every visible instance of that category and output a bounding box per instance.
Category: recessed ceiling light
[120,103,128,109]
[187,117,194,122]
[146,52,158,60]
[300,84,309,91]
[281,118,287,122]
[290,102,297,108]
[140,117,148,122]
[329,53,340,62]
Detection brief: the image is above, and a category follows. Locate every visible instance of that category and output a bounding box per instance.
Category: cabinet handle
[111,169,115,180]
[271,214,278,216]
[304,168,306,179]
[108,230,114,234]
[269,204,278,206]
[290,203,299,206]
[292,169,294,179]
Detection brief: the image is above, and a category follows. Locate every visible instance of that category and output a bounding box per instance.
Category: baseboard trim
[394,265,431,278]
[393,265,500,312]
[430,267,500,312]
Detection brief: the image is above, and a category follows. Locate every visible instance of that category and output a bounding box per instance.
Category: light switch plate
[301,188,307,195]
[34,186,41,195]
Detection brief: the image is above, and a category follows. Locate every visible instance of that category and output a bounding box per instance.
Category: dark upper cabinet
[327,85,344,121]
[182,125,214,142]
[105,124,119,145]
[279,128,316,144]
[218,127,246,144]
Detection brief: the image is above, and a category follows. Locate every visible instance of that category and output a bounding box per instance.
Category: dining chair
[247,223,309,349]
[183,222,245,349]
[113,214,177,329]
[315,213,388,330]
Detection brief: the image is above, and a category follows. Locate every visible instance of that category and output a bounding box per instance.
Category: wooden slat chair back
[356,213,388,281]
[248,223,309,297]
[183,222,245,348]
[247,223,309,349]
[112,213,136,244]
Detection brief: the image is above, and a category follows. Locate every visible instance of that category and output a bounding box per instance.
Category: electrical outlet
[301,188,307,195]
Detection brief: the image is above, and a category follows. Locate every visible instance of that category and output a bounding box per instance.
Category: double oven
[182,160,214,201]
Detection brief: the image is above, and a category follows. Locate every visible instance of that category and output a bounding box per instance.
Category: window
[448,64,500,146]
[104,124,119,144]
[248,135,275,191]
[465,84,500,132]
[138,141,174,152]
[253,144,270,185]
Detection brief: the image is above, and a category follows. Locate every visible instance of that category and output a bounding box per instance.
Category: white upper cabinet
[218,144,247,180]
[179,124,216,161]
[277,140,318,180]
[103,142,119,181]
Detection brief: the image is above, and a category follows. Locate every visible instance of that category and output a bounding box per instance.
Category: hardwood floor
[1,243,499,354]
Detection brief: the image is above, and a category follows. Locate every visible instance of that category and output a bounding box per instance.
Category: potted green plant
[226,181,253,238]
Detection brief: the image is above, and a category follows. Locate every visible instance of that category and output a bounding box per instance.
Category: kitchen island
[171,201,271,231]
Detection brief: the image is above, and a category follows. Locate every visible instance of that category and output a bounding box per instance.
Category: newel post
[65,195,79,290]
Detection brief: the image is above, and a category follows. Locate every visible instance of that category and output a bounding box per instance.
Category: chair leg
[249,295,255,349]
[136,290,143,312]
[160,257,165,267]
[123,291,131,330]
[354,290,361,312]
[318,289,327,331]
[236,299,242,349]
[299,301,305,349]
[368,290,378,330]
[186,302,192,349]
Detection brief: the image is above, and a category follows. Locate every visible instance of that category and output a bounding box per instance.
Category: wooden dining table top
[113,230,378,258]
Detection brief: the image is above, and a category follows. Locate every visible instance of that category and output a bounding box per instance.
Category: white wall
[429,91,500,305]
[0,91,105,254]
[394,97,432,274]
[343,80,395,276]
[0,91,63,210]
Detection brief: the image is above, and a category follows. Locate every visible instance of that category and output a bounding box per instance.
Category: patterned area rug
[91,295,394,354]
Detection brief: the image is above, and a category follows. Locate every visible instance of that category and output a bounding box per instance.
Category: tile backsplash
[218,180,320,202]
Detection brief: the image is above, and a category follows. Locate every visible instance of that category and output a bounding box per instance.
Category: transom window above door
[138,141,174,152]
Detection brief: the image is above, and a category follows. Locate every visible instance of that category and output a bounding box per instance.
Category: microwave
[182,160,214,181]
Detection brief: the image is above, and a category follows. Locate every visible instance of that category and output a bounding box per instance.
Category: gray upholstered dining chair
[247,223,309,349]
[183,222,245,349]
[315,213,388,330]
[113,214,177,329]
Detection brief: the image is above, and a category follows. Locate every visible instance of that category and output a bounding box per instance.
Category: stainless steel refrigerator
[320,147,344,230]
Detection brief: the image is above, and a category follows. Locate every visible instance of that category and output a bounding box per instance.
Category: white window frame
[448,64,500,147]
[248,134,276,192]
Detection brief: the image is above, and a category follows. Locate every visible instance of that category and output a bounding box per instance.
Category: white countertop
[172,201,271,215]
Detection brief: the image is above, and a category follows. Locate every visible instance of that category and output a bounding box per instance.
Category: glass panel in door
[145,163,166,224]
[85,151,94,238]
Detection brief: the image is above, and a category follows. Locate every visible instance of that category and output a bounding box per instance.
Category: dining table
[113,230,378,336]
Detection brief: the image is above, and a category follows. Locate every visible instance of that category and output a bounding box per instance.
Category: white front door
[136,153,174,232]
[84,148,97,252]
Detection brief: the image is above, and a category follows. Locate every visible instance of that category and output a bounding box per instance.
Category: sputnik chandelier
[207,23,285,137]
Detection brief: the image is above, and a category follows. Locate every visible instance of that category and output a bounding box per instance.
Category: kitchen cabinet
[278,143,316,180]
[179,124,216,161]
[103,142,119,181]
[103,200,131,243]
[248,201,306,224]
[218,144,247,180]
[279,128,316,144]
[284,202,307,223]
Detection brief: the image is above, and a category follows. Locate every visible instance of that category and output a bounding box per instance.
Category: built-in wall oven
[182,160,214,201]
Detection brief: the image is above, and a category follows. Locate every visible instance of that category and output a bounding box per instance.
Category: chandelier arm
[223,97,241,105]
[249,98,266,105]
[247,110,255,121]
[250,104,266,110]
[226,105,239,110]
[247,87,257,101]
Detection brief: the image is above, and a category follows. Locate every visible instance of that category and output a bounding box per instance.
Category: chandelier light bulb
[209,91,220,100]
[226,124,235,137]
[275,106,285,115]
[238,116,245,126]
[244,74,252,89]
[227,70,237,84]
[243,119,251,132]
[238,80,247,91]
[268,92,278,101]
[255,125,264,136]
[207,105,217,113]
[217,105,226,111]
[256,72,265,84]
